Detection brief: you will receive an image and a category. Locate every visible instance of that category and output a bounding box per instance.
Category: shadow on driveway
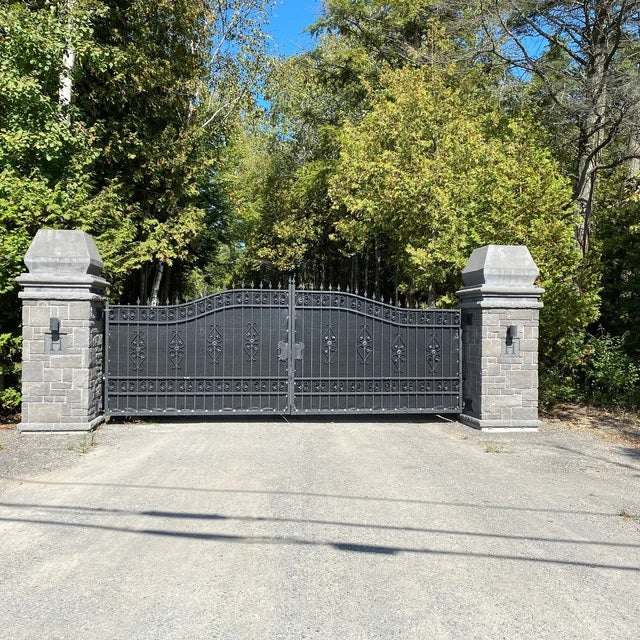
[1,500,638,573]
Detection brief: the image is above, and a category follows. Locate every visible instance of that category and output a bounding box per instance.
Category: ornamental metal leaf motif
[392,333,407,372]
[130,331,146,371]
[426,334,441,371]
[168,330,185,370]
[357,324,373,364]
[322,324,337,364]
[244,323,260,362]
[207,324,223,364]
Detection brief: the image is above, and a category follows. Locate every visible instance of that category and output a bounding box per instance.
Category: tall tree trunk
[574,8,608,256]
[59,0,75,120]
[150,262,165,306]
[574,150,598,255]
[626,129,640,185]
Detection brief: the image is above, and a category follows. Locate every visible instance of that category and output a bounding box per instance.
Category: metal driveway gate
[105,282,462,416]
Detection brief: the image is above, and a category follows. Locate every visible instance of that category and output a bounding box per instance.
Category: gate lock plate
[278,341,304,361]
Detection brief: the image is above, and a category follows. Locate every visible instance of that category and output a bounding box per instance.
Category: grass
[485,443,504,453]
[68,433,97,454]
[619,510,640,524]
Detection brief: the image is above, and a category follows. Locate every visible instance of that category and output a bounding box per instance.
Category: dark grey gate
[105,282,462,416]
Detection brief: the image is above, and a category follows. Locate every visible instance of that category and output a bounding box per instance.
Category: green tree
[329,65,599,382]
[0,0,111,295]
[462,0,640,255]
[0,0,273,413]
[74,0,272,301]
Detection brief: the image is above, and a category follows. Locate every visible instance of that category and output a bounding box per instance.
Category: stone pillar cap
[457,245,543,308]
[16,229,108,300]
[462,245,539,287]
[22,229,103,277]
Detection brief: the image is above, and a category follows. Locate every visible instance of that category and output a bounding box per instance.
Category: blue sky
[266,0,323,56]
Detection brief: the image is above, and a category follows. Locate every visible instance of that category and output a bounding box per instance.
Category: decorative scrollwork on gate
[426,334,441,371]
[357,324,373,364]
[129,331,146,371]
[322,324,337,364]
[168,330,185,370]
[244,323,260,362]
[392,333,407,372]
[207,324,223,364]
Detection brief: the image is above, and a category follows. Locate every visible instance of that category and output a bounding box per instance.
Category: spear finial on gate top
[136,296,140,305]
[250,280,255,289]
[364,288,368,298]
[336,283,341,291]
[355,285,359,295]
[146,296,151,306]
[165,297,170,305]
[277,280,282,289]
[259,281,264,289]
[328,283,332,291]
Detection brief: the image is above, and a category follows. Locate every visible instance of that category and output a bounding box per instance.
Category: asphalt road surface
[1,418,638,639]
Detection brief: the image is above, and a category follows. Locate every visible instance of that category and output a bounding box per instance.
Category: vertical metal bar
[191,303,196,414]
[103,302,109,415]
[441,321,444,411]
[287,277,295,414]
[221,291,226,413]
[267,288,271,411]
[458,313,463,412]
[249,288,253,412]
[155,302,159,414]
[345,293,349,414]
[306,287,311,414]
[313,288,317,413]
[125,306,130,414]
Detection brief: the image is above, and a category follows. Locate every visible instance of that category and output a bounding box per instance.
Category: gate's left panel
[105,289,290,415]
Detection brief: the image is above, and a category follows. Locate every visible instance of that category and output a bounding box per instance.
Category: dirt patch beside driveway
[542,403,640,449]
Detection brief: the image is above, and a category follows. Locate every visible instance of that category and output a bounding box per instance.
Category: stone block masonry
[16,230,108,432]
[457,245,543,431]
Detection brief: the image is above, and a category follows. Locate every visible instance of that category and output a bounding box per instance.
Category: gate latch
[278,341,304,361]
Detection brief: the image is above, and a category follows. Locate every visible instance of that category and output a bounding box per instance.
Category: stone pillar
[16,230,108,432]
[457,245,543,431]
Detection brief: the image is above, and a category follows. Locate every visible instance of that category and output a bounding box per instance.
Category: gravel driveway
[0,418,638,640]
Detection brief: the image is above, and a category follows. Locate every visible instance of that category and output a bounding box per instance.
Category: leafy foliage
[330,65,599,373]
[0,0,272,412]
[0,333,22,415]
[581,333,639,408]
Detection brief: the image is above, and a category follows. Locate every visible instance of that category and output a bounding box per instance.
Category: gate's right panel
[292,290,462,414]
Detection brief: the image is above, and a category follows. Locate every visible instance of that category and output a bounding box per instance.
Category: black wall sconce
[49,317,63,352]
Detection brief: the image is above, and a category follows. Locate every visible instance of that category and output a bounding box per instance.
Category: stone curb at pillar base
[19,415,105,434]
